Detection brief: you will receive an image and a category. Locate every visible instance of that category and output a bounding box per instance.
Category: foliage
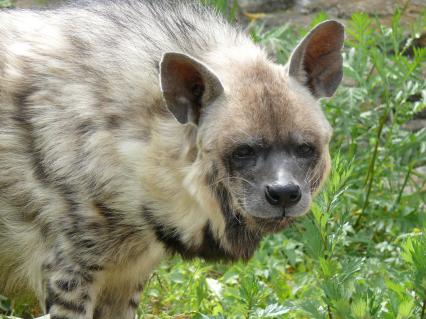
[201,0,239,22]
[2,1,426,318]
[0,296,12,315]
[0,0,13,9]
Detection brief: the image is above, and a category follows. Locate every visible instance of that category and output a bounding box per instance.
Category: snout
[264,183,302,208]
[236,179,311,220]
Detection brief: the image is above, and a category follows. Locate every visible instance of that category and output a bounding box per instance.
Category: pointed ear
[159,52,224,125]
[287,20,344,98]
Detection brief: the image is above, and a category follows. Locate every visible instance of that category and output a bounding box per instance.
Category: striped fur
[0,1,343,317]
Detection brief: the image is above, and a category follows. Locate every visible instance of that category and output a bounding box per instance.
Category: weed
[0,0,12,8]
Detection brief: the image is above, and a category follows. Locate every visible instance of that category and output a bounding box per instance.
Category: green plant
[201,0,239,22]
[0,295,12,316]
[0,0,13,8]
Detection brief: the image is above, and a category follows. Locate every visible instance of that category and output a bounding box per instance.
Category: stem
[365,64,376,83]
[328,304,333,319]
[421,299,426,319]
[355,111,387,228]
[392,162,412,210]
[154,273,165,291]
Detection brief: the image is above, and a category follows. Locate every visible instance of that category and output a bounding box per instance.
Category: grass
[1,1,426,318]
[0,0,12,8]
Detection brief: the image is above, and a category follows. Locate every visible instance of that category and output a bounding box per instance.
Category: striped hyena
[0,1,344,318]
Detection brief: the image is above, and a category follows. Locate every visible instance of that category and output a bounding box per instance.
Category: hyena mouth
[214,181,293,234]
[235,189,296,222]
[251,215,294,234]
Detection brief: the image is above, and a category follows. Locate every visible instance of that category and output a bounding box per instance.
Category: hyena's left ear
[287,20,345,98]
[160,52,224,125]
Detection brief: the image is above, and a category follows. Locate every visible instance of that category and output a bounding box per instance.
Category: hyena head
[160,21,344,234]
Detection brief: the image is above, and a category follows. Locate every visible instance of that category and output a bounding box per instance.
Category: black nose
[265,183,302,208]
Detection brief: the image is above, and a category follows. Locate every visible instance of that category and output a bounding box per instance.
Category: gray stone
[403,119,426,132]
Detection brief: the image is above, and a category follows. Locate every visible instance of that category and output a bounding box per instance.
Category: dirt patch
[239,0,425,28]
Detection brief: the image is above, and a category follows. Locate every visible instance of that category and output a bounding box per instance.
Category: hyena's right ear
[287,20,344,98]
[160,52,224,125]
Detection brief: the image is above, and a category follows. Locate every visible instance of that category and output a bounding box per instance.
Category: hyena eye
[296,143,316,157]
[232,145,257,160]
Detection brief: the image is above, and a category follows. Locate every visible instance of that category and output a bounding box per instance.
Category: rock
[238,0,295,13]
[254,0,425,29]
[403,119,426,132]
[415,109,426,120]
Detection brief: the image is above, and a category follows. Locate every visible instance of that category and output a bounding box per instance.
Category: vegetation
[136,5,426,319]
[0,0,12,8]
[1,0,425,318]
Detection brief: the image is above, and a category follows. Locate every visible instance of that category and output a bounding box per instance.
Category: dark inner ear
[160,52,223,125]
[190,81,205,123]
[288,20,344,99]
[162,58,204,123]
[171,60,205,100]
[303,22,344,98]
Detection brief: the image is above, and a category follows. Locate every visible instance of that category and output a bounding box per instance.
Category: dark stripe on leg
[55,279,78,292]
[47,284,87,315]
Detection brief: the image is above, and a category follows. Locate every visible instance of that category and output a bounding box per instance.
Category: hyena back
[0,1,344,318]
